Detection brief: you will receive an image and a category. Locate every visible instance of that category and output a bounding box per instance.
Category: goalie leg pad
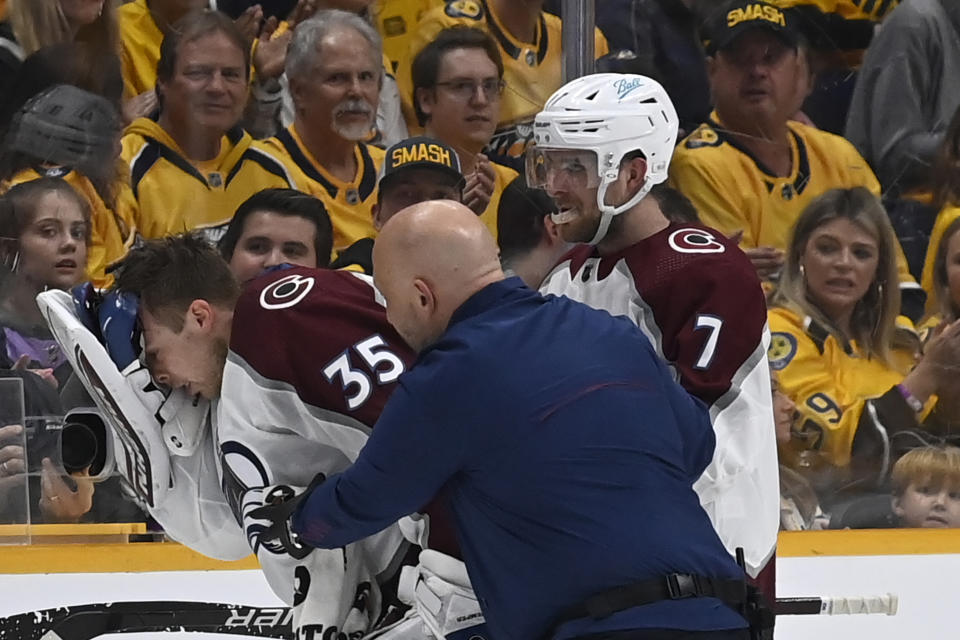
[398,550,489,640]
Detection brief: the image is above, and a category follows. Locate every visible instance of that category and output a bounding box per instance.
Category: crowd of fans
[0,0,959,536]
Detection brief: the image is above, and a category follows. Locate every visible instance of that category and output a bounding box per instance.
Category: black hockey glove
[245,473,326,560]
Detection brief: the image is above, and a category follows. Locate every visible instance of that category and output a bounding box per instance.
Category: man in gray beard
[260,9,390,259]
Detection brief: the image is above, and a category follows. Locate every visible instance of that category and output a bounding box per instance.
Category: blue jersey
[292,278,747,639]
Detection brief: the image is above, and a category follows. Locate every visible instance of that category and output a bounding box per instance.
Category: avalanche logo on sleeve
[768,332,797,371]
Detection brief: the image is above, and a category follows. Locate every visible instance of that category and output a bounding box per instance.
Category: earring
[799,264,805,278]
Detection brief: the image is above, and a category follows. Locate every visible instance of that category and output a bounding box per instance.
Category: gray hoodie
[845,0,960,194]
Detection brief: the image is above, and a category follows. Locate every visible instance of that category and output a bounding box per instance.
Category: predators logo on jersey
[768,332,798,371]
[445,0,482,19]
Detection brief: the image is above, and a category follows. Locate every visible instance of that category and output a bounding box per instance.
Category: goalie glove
[245,473,326,560]
[397,550,489,640]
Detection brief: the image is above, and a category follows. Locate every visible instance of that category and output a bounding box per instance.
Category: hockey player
[251,200,757,640]
[530,74,780,597]
[37,231,488,639]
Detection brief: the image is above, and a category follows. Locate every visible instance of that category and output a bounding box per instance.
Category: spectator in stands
[219,188,334,283]
[596,0,711,136]
[8,0,118,66]
[845,0,960,197]
[121,10,294,244]
[891,446,960,528]
[331,135,465,273]
[118,0,217,109]
[771,0,900,134]
[0,41,124,140]
[411,26,516,238]
[0,84,133,289]
[370,0,442,73]
[254,0,409,148]
[0,179,88,381]
[929,218,960,327]
[261,10,387,257]
[395,0,609,160]
[769,187,960,505]
[496,175,565,288]
[920,107,960,318]
[669,0,924,321]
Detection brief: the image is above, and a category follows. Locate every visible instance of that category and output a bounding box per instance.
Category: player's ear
[187,299,213,331]
[372,202,384,230]
[625,156,648,189]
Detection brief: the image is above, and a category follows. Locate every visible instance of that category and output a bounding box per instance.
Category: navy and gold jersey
[921,205,960,318]
[771,0,899,51]
[371,0,445,73]
[121,117,294,243]
[669,112,920,300]
[260,126,385,253]
[768,306,916,469]
[395,0,609,158]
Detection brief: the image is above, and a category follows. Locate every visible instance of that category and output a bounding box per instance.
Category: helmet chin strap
[586,177,655,246]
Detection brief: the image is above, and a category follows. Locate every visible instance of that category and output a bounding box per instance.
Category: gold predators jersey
[478,162,518,240]
[118,0,164,99]
[372,0,446,73]
[395,0,609,158]
[920,205,960,318]
[121,117,294,242]
[768,306,916,469]
[4,168,136,289]
[670,113,919,294]
[261,125,384,253]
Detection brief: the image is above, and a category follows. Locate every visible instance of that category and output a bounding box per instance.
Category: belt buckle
[666,574,697,599]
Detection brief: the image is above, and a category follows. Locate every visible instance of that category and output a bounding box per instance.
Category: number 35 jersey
[539,222,779,577]
[217,266,416,637]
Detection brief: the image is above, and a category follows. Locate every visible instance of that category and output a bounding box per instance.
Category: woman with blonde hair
[769,187,960,504]
[8,0,117,59]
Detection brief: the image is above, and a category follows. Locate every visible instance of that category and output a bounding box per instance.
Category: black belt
[556,573,748,624]
[549,573,772,640]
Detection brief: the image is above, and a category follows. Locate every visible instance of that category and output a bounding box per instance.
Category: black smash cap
[379,136,465,191]
[702,1,799,56]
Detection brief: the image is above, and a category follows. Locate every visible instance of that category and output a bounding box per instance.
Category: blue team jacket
[293,278,748,639]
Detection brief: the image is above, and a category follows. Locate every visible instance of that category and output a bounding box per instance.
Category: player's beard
[332,98,375,141]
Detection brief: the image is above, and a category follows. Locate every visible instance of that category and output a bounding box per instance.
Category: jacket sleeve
[292,379,469,550]
[848,24,945,191]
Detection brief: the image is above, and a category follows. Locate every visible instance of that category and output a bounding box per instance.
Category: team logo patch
[345,188,360,205]
[445,0,482,20]
[684,127,720,149]
[768,332,797,371]
[260,273,315,310]
[668,228,725,254]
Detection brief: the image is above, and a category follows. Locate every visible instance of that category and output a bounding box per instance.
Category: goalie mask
[527,73,679,245]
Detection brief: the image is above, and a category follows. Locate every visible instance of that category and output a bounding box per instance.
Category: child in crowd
[891,446,960,528]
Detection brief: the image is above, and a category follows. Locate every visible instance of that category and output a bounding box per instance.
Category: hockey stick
[0,593,899,640]
[775,593,899,616]
[0,601,294,640]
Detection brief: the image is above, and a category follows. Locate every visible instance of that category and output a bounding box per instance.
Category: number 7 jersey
[539,222,779,577]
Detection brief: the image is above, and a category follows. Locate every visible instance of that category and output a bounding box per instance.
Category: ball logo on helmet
[613,77,644,100]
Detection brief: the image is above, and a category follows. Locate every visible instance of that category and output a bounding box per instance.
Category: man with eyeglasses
[410,26,517,239]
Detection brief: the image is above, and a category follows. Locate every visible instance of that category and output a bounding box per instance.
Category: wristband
[896,383,923,413]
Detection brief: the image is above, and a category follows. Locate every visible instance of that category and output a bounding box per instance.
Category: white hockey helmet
[528,73,679,244]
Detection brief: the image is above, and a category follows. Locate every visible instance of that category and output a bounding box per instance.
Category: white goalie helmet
[527,73,679,244]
